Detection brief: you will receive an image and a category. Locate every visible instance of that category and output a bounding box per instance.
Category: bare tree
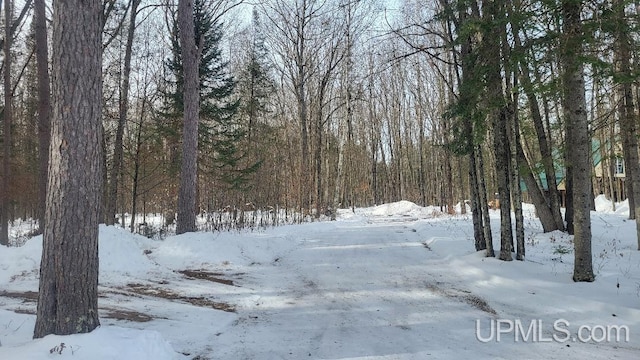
[34,0,103,337]
[34,0,51,234]
[264,0,327,211]
[0,0,12,246]
[105,0,142,226]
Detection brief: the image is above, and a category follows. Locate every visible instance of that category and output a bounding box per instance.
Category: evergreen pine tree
[163,0,256,192]
[237,8,274,142]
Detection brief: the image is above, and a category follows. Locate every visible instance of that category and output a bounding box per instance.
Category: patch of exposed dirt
[99,288,144,299]
[102,307,155,322]
[0,290,38,302]
[178,269,243,287]
[12,308,35,315]
[426,282,497,315]
[125,283,236,313]
[0,285,234,324]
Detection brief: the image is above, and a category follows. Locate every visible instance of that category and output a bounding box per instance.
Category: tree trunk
[106,0,140,226]
[176,0,199,234]
[443,128,454,214]
[517,140,558,232]
[130,96,148,233]
[495,108,514,261]
[293,1,310,212]
[510,106,525,261]
[607,123,617,207]
[416,64,427,207]
[561,0,594,282]
[614,0,640,249]
[485,0,512,261]
[34,0,103,337]
[520,67,565,231]
[470,148,485,251]
[0,0,12,246]
[477,146,494,257]
[34,0,50,235]
[314,108,323,218]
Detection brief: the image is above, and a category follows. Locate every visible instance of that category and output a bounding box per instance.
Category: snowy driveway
[206,213,639,359]
[213,220,487,359]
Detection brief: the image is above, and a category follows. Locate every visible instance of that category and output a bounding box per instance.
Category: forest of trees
[1,0,640,335]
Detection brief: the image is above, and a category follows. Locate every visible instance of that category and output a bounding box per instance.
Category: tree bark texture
[485,0,512,261]
[561,0,594,282]
[477,146,494,257]
[34,0,103,337]
[509,105,525,261]
[176,0,200,234]
[494,108,514,261]
[469,148,485,251]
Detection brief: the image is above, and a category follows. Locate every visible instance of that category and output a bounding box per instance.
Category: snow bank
[151,232,245,269]
[594,194,630,216]
[358,200,442,218]
[0,236,41,284]
[370,200,424,216]
[99,225,160,281]
[0,226,163,285]
[151,230,298,270]
[0,326,184,360]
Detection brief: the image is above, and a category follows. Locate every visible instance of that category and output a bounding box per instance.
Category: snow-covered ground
[1,196,639,359]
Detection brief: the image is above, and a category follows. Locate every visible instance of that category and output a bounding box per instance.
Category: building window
[615,157,625,175]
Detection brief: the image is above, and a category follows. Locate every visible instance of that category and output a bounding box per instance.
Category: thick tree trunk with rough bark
[176,0,199,234]
[561,0,594,282]
[34,0,103,337]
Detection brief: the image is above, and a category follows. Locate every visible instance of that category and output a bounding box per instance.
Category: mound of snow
[99,225,160,281]
[369,200,425,217]
[151,230,298,270]
[0,226,161,286]
[0,236,42,284]
[594,194,630,216]
[151,232,246,269]
[614,198,630,216]
[594,194,613,212]
[0,326,184,360]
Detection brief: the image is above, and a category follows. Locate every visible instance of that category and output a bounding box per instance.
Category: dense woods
[1,0,640,285]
